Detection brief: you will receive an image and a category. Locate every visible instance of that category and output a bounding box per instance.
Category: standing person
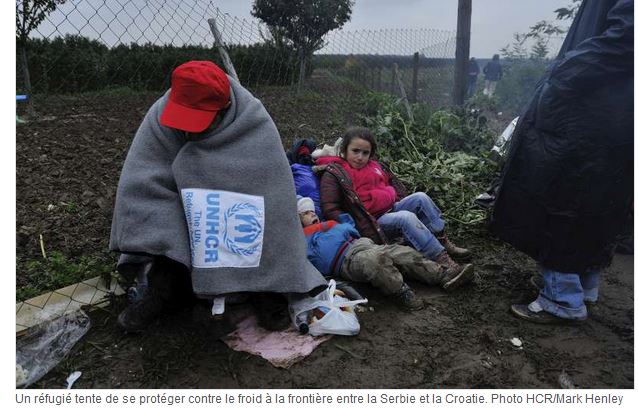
[482,54,503,97]
[490,0,633,324]
[317,127,474,281]
[110,61,326,332]
[467,57,480,97]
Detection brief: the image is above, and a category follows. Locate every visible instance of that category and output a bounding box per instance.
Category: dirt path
[33,248,633,389]
[17,90,632,389]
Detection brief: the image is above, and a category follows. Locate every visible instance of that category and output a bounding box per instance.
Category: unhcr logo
[223,202,263,256]
[182,188,264,268]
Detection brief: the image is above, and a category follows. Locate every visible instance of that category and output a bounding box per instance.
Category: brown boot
[392,283,425,311]
[436,233,471,260]
[434,250,474,291]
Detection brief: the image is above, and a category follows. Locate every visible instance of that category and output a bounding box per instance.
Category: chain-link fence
[212,7,456,106]
[17,0,456,114]
[16,0,456,324]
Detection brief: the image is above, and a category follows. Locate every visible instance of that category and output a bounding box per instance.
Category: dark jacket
[317,162,408,244]
[286,138,316,165]
[468,59,480,82]
[490,0,633,272]
[483,61,503,81]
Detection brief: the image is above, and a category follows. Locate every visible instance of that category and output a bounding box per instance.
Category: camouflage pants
[340,238,444,295]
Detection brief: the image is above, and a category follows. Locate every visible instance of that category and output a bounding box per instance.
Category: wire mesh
[16,0,457,112]
[16,0,456,322]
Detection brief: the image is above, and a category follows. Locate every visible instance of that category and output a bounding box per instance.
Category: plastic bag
[16,310,91,388]
[490,116,519,159]
[289,279,367,336]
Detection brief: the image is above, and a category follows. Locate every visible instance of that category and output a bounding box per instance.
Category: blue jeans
[532,268,601,320]
[377,192,445,259]
[467,79,477,97]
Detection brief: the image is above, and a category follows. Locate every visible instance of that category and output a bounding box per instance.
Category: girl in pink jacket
[318,127,474,282]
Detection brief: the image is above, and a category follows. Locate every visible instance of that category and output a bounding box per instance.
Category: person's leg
[117,256,195,332]
[378,210,443,259]
[467,80,476,98]
[580,269,601,304]
[341,239,423,310]
[488,81,497,97]
[379,244,444,286]
[392,192,470,259]
[341,239,403,295]
[529,268,587,320]
[392,192,445,234]
[483,80,491,95]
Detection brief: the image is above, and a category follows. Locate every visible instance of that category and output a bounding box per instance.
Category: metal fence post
[393,63,414,122]
[453,0,472,105]
[208,18,239,82]
[411,52,419,103]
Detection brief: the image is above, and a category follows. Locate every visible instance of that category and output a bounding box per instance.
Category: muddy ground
[17,80,633,388]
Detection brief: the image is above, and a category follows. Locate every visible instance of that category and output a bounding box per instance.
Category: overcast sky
[211,0,571,57]
[24,0,573,58]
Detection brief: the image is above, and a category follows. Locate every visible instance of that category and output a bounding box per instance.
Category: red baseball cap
[160,61,231,133]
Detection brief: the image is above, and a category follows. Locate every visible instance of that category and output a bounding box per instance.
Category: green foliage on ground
[361,93,498,232]
[16,252,115,302]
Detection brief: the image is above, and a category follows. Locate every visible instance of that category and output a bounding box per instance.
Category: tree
[251,0,353,88]
[530,38,549,59]
[501,0,582,60]
[500,33,529,60]
[16,0,67,116]
[496,1,581,112]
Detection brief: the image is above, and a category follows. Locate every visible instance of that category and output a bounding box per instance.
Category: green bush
[105,43,216,91]
[361,92,498,231]
[494,59,548,113]
[228,43,300,86]
[17,35,303,94]
[18,35,109,94]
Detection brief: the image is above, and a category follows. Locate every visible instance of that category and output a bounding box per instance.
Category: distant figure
[482,54,503,97]
[467,57,480,97]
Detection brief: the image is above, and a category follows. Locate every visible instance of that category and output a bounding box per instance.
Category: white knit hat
[297,197,315,214]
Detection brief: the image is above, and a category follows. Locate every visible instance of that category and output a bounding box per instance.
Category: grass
[16,252,116,302]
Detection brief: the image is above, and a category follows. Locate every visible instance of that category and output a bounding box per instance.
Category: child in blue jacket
[298,197,473,310]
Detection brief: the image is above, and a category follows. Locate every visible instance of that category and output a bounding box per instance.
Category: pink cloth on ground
[222,315,331,369]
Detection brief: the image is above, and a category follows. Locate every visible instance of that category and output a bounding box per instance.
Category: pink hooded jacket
[316,157,396,217]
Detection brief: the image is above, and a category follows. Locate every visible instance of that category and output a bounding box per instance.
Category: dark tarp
[489,0,634,272]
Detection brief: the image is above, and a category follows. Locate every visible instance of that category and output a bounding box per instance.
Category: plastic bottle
[295,311,310,334]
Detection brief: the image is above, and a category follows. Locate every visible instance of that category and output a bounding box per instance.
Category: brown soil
[17,80,633,389]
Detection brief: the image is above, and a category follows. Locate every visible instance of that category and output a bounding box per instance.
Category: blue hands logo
[223,203,263,256]
[233,213,262,244]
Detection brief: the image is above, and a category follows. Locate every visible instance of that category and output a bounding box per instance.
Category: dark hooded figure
[490,0,633,323]
[467,57,480,97]
[482,54,502,97]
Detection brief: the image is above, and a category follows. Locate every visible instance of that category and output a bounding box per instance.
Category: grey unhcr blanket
[110,77,326,298]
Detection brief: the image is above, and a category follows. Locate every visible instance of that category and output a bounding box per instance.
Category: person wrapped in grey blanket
[110,61,326,332]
